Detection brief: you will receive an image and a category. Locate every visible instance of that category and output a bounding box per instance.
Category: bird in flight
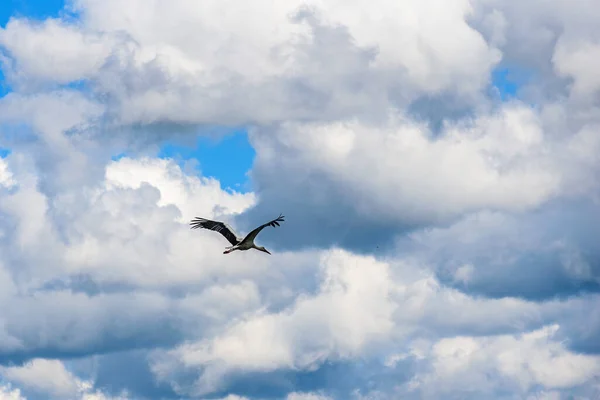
[190,214,285,255]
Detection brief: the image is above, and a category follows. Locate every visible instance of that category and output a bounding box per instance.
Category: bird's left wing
[190,217,242,246]
[242,214,285,243]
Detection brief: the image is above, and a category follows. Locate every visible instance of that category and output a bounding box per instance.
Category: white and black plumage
[190,214,285,255]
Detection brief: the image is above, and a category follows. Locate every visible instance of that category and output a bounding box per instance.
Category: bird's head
[257,246,271,255]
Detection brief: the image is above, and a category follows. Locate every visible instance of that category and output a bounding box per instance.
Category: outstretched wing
[242,214,285,244]
[190,217,241,246]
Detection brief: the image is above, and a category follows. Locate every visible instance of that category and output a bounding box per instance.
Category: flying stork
[190,214,285,254]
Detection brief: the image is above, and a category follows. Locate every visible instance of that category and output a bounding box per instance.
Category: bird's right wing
[243,214,285,243]
[190,217,241,246]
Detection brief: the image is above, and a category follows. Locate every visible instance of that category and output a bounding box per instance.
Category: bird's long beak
[261,248,271,255]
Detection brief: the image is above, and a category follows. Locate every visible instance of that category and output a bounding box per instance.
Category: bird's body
[190,214,285,255]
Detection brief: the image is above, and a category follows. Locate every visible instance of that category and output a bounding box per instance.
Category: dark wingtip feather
[190,217,210,230]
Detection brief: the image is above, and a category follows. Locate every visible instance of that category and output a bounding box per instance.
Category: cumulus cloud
[0,152,598,398]
[0,0,502,126]
[245,106,555,239]
[0,359,129,400]
[0,384,25,400]
[400,325,600,399]
[150,250,395,396]
[0,18,113,89]
[0,156,270,364]
[286,393,332,400]
[399,204,600,301]
[0,0,599,398]
[146,249,600,398]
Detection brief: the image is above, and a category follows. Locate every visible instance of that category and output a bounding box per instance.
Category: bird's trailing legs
[223,246,237,254]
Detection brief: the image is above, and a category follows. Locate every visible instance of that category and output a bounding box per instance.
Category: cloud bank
[0,0,599,399]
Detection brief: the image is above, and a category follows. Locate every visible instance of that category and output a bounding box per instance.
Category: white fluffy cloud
[0,385,25,400]
[287,393,332,400]
[0,151,598,398]
[147,248,600,398]
[0,0,501,126]
[401,325,600,398]
[151,250,395,396]
[251,105,560,223]
[1,0,599,399]
[0,359,129,400]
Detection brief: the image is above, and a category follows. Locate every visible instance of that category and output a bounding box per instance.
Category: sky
[0,0,600,399]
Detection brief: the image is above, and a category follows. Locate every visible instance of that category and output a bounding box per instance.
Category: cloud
[398,201,600,301]
[0,156,269,367]
[0,384,25,400]
[0,0,501,126]
[287,393,332,400]
[0,159,15,188]
[146,249,598,398]
[105,157,255,223]
[0,359,129,400]
[241,100,600,251]
[1,359,90,398]
[244,106,554,239]
[399,325,600,399]
[0,18,113,89]
[0,149,598,398]
[0,0,599,398]
[149,250,395,396]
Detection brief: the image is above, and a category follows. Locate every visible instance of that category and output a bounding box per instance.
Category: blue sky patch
[158,130,255,192]
[0,0,66,27]
[491,66,532,101]
[0,70,8,98]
